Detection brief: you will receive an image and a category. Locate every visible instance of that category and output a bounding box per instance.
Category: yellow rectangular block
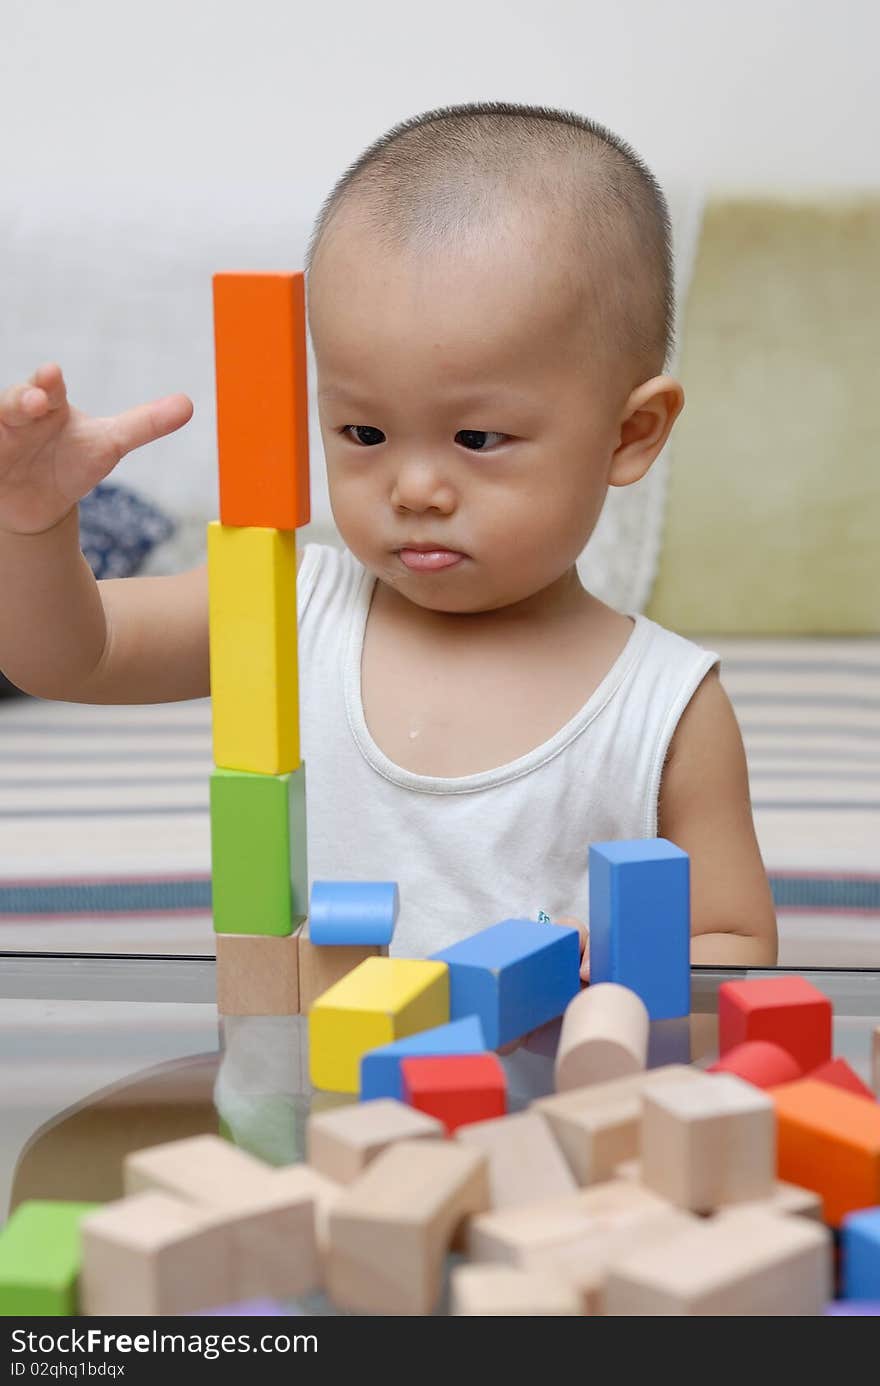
[207,522,299,774]
[309,957,449,1093]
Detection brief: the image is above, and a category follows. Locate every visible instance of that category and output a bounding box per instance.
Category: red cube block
[708,1039,802,1089]
[718,976,832,1073]
[401,1053,507,1134]
[810,1057,876,1102]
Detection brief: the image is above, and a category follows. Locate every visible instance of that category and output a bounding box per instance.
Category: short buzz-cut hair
[304,100,676,389]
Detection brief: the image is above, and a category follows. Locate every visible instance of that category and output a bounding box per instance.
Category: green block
[210,762,308,936]
[0,1201,99,1316]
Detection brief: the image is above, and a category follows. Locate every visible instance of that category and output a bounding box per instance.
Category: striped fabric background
[0,635,877,965]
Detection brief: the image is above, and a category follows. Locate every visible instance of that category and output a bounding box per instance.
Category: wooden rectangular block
[210,762,307,935]
[401,1053,506,1133]
[588,839,690,1019]
[307,1098,444,1184]
[467,1179,675,1266]
[604,1207,832,1315]
[81,1193,235,1316]
[431,918,580,1048]
[213,271,310,530]
[532,1064,700,1185]
[216,932,300,1015]
[309,957,449,1093]
[718,975,832,1073]
[326,1140,489,1315]
[207,522,300,775]
[715,1179,823,1222]
[770,1077,880,1227]
[642,1071,775,1213]
[456,1110,576,1209]
[450,1264,581,1316]
[0,1201,99,1316]
[124,1134,328,1299]
[297,917,386,1014]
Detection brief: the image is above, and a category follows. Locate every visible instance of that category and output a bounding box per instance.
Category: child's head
[305,101,684,616]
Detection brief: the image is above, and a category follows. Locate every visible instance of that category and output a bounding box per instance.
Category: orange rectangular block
[213,271,310,530]
[770,1078,880,1227]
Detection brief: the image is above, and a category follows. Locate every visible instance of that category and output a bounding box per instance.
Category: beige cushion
[646,195,880,634]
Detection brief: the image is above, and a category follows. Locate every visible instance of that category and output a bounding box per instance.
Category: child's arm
[658,666,779,966]
[0,363,208,703]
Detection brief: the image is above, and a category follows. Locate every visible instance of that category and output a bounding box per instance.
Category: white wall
[2,0,878,538]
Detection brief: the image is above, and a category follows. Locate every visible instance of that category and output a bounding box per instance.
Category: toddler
[0,101,778,971]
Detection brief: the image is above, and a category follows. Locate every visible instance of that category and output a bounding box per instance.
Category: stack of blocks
[209,271,311,1016]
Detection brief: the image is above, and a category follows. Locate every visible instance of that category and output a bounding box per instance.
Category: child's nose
[391,458,456,512]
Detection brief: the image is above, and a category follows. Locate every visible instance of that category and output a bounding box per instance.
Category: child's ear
[608,375,685,488]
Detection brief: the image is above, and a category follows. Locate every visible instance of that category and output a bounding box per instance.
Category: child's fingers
[0,380,52,427]
[101,393,194,461]
[28,362,68,409]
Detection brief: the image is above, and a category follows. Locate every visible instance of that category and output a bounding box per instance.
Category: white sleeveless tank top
[295,542,720,958]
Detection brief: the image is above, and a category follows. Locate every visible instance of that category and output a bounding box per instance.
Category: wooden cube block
[522,1206,698,1315]
[532,1064,700,1186]
[810,1057,876,1102]
[708,1040,802,1089]
[297,917,386,1014]
[210,763,307,933]
[0,1201,98,1316]
[431,918,580,1048]
[450,1264,581,1316]
[604,1207,832,1315]
[207,523,301,774]
[770,1078,880,1227]
[81,1193,235,1316]
[213,271,310,531]
[306,1098,444,1184]
[401,1053,506,1133]
[456,1110,576,1208]
[467,1179,675,1265]
[588,839,690,1019]
[326,1140,489,1315]
[718,976,832,1073]
[554,983,649,1092]
[216,932,300,1015]
[641,1071,775,1213]
[124,1134,328,1299]
[309,880,398,945]
[309,957,449,1093]
[359,1016,486,1101]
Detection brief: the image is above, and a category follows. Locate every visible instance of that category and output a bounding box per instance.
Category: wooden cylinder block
[554,983,649,1093]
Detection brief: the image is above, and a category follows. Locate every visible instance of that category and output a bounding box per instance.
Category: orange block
[770,1078,880,1227]
[213,271,310,530]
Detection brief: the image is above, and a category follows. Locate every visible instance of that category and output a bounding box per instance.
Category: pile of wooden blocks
[2,970,879,1315]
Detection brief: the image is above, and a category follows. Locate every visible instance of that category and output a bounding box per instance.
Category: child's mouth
[398,548,466,572]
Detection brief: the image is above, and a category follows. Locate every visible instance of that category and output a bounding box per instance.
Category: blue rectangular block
[842,1207,880,1301]
[359,1016,486,1101]
[431,919,580,1050]
[589,839,690,1020]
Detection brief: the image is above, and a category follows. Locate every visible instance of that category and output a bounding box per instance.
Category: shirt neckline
[343,562,652,795]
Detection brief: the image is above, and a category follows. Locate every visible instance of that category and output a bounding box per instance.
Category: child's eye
[341,425,385,447]
[455,430,507,451]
